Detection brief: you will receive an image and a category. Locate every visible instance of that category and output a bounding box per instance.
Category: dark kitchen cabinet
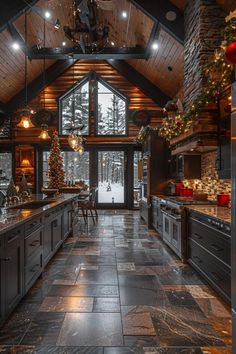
[140,131,168,227]
[52,213,63,251]
[43,223,53,265]
[217,136,231,179]
[63,204,73,240]
[0,238,5,325]
[176,155,201,180]
[4,227,24,316]
[24,227,43,293]
[187,210,231,302]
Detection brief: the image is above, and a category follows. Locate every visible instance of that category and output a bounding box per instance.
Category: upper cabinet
[168,154,201,180]
[217,94,231,180]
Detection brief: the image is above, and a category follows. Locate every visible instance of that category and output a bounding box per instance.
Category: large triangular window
[60,79,89,135]
[59,74,127,136]
[97,80,127,136]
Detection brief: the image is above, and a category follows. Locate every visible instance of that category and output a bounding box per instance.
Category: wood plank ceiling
[0,0,234,106]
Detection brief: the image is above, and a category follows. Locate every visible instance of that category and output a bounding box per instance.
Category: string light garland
[156,17,236,141]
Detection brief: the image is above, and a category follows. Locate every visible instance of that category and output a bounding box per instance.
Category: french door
[96,150,126,207]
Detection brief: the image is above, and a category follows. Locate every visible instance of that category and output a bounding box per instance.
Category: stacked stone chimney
[184,0,226,107]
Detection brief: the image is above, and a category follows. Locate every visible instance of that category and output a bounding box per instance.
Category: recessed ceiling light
[62,41,66,46]
[152,42,159,50]
[12,42,20,51]
[166,11,177,21]
[121,11,128,19]
[44,11,51,19]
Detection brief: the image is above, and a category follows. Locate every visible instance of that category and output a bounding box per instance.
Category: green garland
[157,17,236,141]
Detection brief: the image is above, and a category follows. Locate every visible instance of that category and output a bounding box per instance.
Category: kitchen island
[0,194,79,325]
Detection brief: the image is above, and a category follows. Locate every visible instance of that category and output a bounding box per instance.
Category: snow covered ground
[98,182,124,203]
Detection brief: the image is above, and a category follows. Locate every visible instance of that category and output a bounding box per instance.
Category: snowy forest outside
[0,153,12,190]
[60,79,127,136]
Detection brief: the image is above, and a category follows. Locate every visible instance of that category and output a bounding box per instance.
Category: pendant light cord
[25,10,28,108]
[43,17,46,109]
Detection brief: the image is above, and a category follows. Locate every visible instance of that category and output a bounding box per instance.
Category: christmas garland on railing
[157,16,236,141]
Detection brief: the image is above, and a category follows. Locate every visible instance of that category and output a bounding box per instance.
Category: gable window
[97,81,127,136]
[60,74,127,136]
[60,80,89,135]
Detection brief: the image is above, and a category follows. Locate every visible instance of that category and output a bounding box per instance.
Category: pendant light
[38,16,50,140]
[17,11,35,129]
[68,57,79,149]
[38,124,50,139]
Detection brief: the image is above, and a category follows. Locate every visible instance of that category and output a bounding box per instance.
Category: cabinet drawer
[188,239,231,301]
[189,218,230,266]
[25,217,41,236]
[5,226,23,244]
[25,252,42,292]
[25,228,42,261]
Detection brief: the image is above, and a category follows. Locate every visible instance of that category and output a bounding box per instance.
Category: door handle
[0,257,11,262]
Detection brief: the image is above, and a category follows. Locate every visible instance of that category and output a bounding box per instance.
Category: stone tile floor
[0,211,232,353]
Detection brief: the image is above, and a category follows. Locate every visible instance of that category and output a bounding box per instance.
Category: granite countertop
[0,194,79,235]
[186,205,231,224]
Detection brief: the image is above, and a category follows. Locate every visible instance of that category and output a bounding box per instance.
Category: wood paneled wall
[12,60,163,143]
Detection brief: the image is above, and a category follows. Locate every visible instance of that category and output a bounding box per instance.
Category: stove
[161,197,216,261]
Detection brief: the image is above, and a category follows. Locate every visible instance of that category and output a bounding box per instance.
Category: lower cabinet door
[5,229,24,315]
[43,224,53,265]
[0,238,5,324]
[52,214,63,250]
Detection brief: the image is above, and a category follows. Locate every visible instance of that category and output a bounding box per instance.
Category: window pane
[0,153,12,191]
[61,81,89,135]
[98,151,124,204]
[43,151,89,187]
[133,151,142,208]
[97,82,126,135]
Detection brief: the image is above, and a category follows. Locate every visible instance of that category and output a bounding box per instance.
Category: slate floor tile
[20,313,65,346]
[39,296,94,312]
[93,297,120,312]
[57,313,123,346]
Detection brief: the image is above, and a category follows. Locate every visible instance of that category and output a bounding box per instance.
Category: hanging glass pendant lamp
[38,17,51,140]
[38,124,50,139]
[17,11,35,129]
[68,57,79,150]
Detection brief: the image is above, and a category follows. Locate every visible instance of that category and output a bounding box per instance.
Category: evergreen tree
[48,131,65,189]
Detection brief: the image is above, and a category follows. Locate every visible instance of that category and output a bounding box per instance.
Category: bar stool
[77,187,98,224]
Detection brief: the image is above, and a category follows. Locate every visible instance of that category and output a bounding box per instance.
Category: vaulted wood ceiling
[0,0,234,107]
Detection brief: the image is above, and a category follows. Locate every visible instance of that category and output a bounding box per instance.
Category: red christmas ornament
[225,42,236,64]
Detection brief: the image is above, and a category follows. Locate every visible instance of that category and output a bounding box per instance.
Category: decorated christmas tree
[48,131,65,189]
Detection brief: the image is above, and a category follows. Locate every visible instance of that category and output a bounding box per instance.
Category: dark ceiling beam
[0,0,39,33]
[7,23,29,55]
[107,60,171,107]
[145,22,160,59]
[28,47,148,60]
[130,0,184,45]
[6,59,74,113]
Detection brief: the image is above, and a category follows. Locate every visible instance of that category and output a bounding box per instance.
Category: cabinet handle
[193,233,202,239]
[193,255,202,263]
[30,240,40,247]
[0,257,11,261]
[30,264,40,272]
[29,221,38,228]
[211,271,223,282]
[210,244,222,252]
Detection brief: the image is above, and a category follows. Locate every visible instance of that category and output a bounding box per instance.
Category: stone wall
[184,0,226,106]
[184,151,231,200]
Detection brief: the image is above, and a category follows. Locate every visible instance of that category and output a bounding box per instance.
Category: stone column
[184,0,226,107]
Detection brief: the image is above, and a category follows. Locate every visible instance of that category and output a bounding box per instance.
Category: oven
[162,204,185,261]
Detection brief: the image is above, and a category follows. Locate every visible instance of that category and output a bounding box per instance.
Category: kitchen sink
[9,200,54,209]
